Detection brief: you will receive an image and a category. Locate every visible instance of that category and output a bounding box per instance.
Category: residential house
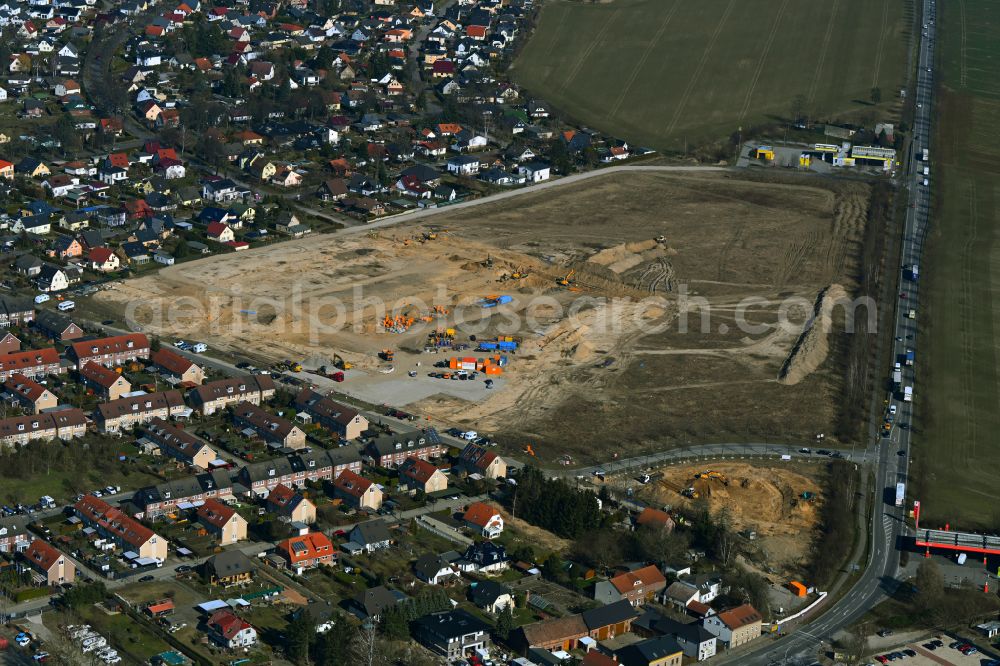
[0,516,31,553]
[458,442,507,479]
[95,390,186,433]
[33,310,83,341]
[446,154,480,176]
[69,333,149,369]
[0,410,87,446]
[0,296,34,327]
[0,333,18,355]
[458,542,508,574]
[79,362,132,400]
[398,456,448,494]
[265,483,316,524]
[206,610,257,649]
[350,585,400,621]
[0,347,62,382]
[35,264,69,293]
[237,448,362,498]
[151,348,205,385]
[189,376,276,415]
[23,538,74,585]
[633,610,717,662]
[520,161,551,183]
[205,550,255,587]
[73,495,168,561]
[462,502,504,538]
[635,507,675,533]
[196,498,247,546]
[347,520,392,554]
[232,401,306,449]
[702,604,762,648]
[130,471,235,519]
[413,609,491,662]
[3,373,57,413]
[205,221,234,243]
[469,580,513,614]
[582,601,640,641]
[364,430,443,468]
[414,553,459,585]
[277,532,335,573]
[615,636,684,666]
[293,388,368,440]
[87,246,120,272]
[141,417,215,469]
[514,615,589,654]
[333,470,382,510]
[594,565,667,607]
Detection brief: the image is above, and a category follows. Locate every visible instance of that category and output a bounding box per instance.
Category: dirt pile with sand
[778,284,849,385]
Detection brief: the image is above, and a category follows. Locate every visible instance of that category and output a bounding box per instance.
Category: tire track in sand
[870,0,890,88]
[665,0,737,137]
[807,0,840,106]
[738,0,790,122]
[608,0,680,119]
[558,8,622,95]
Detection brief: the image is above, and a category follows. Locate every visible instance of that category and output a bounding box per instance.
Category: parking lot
[871,634,998,665]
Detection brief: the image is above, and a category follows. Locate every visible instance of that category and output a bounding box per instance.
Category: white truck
[892,369,902,388]
[903,386,913,402]
[895,482,905,507]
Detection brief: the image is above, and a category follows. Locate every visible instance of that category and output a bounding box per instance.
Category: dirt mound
[778,284,848,385]
[588,239,661,268]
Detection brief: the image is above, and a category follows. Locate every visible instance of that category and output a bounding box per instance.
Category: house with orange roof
[332,470,382,510]
[87,246,120,273]
[462,502,503,538]
[3,373,57,413]
[635,507,675,533]
[79,361,131,400]
[277,532,334,573]
[197,498,247,545]
[207,609,257,648]
[594,564,666,607]
[0,347,63,382]
[265,483,316,524]
[69,333,149,369]
[152,347,205,385]
[23,538,74,585]
[398,457,448,494]
[0,159,13,180]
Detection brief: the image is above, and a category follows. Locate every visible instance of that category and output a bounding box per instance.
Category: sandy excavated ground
[627,461,824,575]
[96,172,869,456]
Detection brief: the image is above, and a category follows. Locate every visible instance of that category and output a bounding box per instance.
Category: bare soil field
[96,171,870,462]
[613,461,825,576]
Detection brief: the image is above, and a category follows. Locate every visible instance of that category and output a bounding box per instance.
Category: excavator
[522,444,537,457]
[694,470,729,485]
[681,487,700,499]
[557,269,575,287]
[332,353,352,370]
[510,266,529,280]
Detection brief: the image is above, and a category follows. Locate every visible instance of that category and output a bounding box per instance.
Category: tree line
[507,465,603,539]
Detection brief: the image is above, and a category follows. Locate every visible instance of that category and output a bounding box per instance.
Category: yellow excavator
[510,266,529,280]
[333,353,353,370]
[557,269,575,287]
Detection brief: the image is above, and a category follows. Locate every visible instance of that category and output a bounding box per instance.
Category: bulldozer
[557,269,576,287]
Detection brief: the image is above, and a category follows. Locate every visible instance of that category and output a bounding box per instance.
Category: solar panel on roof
[291,541,307,553]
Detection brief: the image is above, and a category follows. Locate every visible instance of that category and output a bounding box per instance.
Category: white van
[34,294,50,304]
[58,300,75,311]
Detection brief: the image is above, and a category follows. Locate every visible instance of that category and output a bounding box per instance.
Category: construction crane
[557,269,576,287]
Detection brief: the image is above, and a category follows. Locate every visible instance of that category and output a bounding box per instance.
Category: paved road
[726,1,936,663]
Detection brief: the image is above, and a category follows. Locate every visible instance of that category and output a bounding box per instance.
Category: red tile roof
[152,348,195,375]
[208,609,252,640]
[24,538,64,572]
[718,604,762,629]
[71,333,149,361]
[609,565,666,595]
[197,498,238,529]
[266,483,296,509]
[333,470,373,498]
[462,502,500,528]
[399,457,440,485]
[278,532,333,564]
[88,247,116,264]
[3,373,49,402]
[79,361,125,388]
[0,347,59,374]
[74,495,157,549]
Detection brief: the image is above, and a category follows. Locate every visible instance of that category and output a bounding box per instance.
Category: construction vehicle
[510,267,529,280]
[332,354,353,370]
[756,146,775,161]
[681,487,700,499]
[694,471,729,485]
[286,360,303,372]
[379,349,395,362]
[557,269,576,287]
[423,231,438,241]
[522,444,536,457]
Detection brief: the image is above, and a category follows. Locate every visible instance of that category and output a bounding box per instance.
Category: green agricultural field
[512,0,910,149]
[918,0,1000,529]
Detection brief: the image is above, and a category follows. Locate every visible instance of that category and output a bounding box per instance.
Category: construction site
[605,461,827,578]
[95,170,871,460]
